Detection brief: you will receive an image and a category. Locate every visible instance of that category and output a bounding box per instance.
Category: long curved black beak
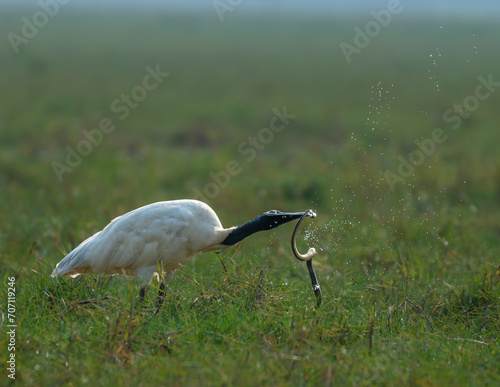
[264,210,316,224]
[221,210,316,246]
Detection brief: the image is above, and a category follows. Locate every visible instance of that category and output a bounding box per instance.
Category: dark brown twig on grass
[217,255,228,274]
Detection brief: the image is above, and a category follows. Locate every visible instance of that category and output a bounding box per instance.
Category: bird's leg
[139,286,147,304]
[142,282,166,327]
[137,267,157,308]
[143,271,173,326]
[154,282,166,314]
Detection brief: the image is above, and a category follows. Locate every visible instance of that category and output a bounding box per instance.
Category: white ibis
[51,199,314,308]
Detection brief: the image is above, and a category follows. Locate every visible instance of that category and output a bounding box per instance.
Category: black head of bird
[221,210,314,246]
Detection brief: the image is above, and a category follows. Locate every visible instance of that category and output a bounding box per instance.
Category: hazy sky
[2,0,500,17]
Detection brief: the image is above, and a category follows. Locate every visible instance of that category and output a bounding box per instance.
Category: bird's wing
[51,202,200,277]
[51,231,101,277]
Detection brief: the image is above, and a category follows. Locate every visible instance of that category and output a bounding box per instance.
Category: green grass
[1,10,500,386]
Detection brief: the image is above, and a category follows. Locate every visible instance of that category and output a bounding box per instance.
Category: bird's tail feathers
[51,236,94,277]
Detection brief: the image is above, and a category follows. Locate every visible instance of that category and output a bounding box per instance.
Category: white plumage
[52,199,308,293]
[52,200,233,284]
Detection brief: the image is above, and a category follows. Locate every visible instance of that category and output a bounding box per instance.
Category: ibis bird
[51,199,314,308]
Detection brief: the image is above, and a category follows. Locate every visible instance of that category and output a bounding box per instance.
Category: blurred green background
[2,5,500,270]
[1,2,500,385]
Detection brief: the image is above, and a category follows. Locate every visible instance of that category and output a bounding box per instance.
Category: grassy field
[1,8,500,386]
